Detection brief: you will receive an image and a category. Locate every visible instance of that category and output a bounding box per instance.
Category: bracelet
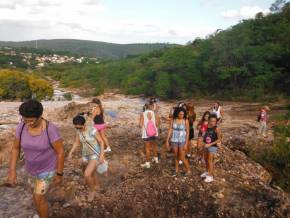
[56,172,64,176]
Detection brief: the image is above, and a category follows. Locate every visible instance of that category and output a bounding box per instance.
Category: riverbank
[0,94,289,217]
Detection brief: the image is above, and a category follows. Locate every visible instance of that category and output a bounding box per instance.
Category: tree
[270,0,286,12]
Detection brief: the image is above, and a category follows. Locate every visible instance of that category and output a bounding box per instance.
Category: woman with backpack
[68,115,105,202]
[139,103,160,169]
[196,111,210,163]
[91,98,111,153]
[166,107,191,176]
[7,100,64,218]
[200,114,222,183]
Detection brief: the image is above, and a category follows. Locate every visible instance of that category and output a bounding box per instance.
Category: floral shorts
[33,171,55,195]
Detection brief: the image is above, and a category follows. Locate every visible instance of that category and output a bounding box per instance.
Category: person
[258,106,270,138]
[196,111,211,163]
[68,115,105,202]
[7,100,64,218]
[149,97,159,113]
[139,103,160,168]
[166,107,191,176]
[91,98,111,153]
[200,114,222,183]
[168,102,187,124]
[212,102,224,123]
[186,102,196,158]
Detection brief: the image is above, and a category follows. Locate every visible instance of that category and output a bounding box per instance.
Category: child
[258,106,270,138]
[200,114,222,183]
[139,103,160,168]
[68,115,105,201]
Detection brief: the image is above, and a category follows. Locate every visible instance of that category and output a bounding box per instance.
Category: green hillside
[0,39,177,60]
[38,3,290,100]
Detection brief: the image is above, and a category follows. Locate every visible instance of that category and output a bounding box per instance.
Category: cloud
[221,6,270,19]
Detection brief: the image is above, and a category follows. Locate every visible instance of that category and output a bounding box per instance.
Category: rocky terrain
[0,94,289,218]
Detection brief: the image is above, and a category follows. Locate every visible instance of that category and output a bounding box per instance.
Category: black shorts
[143,137,157,141]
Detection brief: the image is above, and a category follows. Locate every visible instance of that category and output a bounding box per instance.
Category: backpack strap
[44,120,54,150]
[19,122,25,159]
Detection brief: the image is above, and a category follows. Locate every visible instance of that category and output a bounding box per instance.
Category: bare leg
[100,130,110,149]
[84,159,98,202]
[173,147,179,173]
[145,141,151,162]
[152,141,158,158]
[179,147,190,173]
[33,194,49,218]
[208,152,214,176]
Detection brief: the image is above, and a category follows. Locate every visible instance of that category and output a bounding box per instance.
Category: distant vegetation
[38,3,290,101]
[253,110,290,193]
[0,40,177,60]
[0,69,53,100]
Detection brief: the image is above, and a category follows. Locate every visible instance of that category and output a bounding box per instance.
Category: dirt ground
[0,94,289,218]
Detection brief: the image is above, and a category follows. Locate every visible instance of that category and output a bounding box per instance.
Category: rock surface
[0,94,289,218]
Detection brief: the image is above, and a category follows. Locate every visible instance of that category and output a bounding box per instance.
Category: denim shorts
[207,146,218,153]
[82,154,99,163]
[171,141,186,148]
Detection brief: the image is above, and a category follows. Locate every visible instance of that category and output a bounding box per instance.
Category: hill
[0,39,177,60]
[39,3,290,101]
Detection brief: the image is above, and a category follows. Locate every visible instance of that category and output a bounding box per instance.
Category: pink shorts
[94,124,106,131]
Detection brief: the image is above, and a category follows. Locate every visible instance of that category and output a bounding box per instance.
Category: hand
[99,155,105,164]
[205,144,211,148]
[52,175,63,186]
[7,171,17,186]
[166,141,170,151]
[68,152,73,161]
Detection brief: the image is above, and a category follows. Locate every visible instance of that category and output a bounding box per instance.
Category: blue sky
[0,0,278,44]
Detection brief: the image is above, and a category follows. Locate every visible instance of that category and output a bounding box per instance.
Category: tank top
[213,106,221,119]
[94,113,104,124]
[203,127,218,147]
[171,119,187,143]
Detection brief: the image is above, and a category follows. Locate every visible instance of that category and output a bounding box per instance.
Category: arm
[139,114,144,128]
[52,139,65,183]
[7,138,20,185]
[68,135,81,159]
[185,119,190,146]
[95,132,105,163]
[166,120,173,147]
[206,128,222,147]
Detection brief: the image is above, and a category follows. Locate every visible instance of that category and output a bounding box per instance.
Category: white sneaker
[141,162,151,168]
[104,147,111,153]
[179,160,183,165]
[204,175,214,183]
[200,172,208,178]
[152,157,159,164]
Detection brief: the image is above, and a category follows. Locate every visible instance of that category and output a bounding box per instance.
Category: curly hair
[19,100,43,118]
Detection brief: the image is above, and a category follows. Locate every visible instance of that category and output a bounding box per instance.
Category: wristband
[56,172,63,177]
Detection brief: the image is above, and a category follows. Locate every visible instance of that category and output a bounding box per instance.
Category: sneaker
[104,147,112,153]
[141,162,150,169]
[204,175,214,183]
[179,160,183,165]
[152,157,159,164]
[200,172,208,178]
[186,154,191,159]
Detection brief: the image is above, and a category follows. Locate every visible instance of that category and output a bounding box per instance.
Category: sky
[0,0,277,44]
